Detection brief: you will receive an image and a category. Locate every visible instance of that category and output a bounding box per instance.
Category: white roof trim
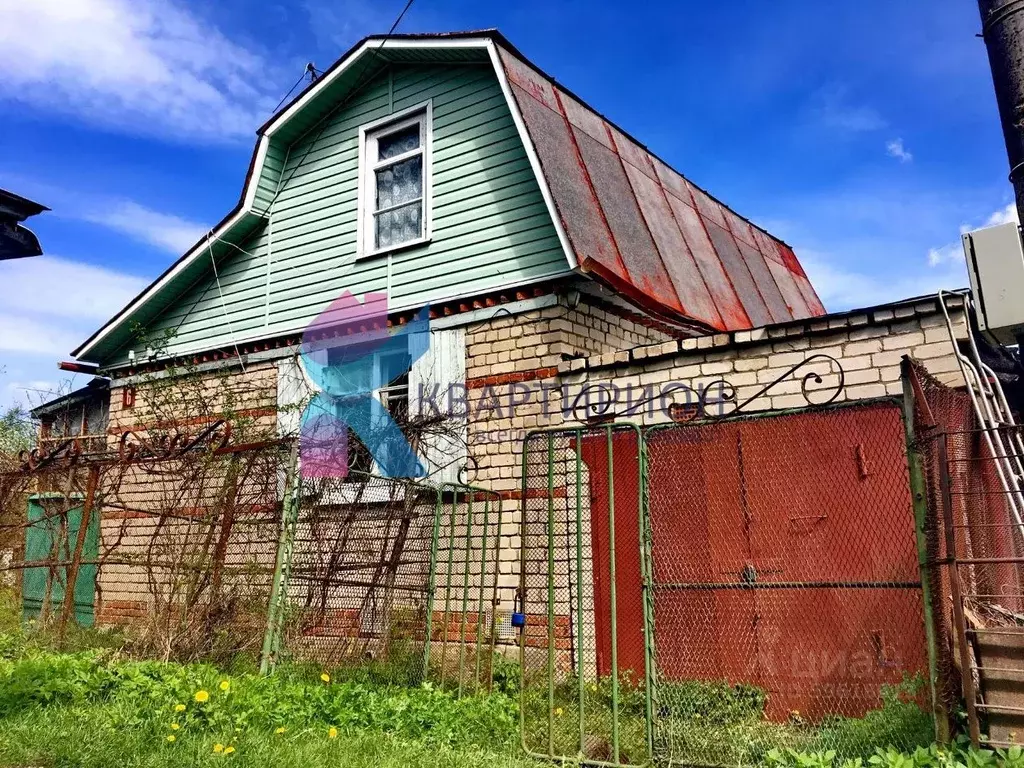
[73,35,578,362]
[485,41,578,271]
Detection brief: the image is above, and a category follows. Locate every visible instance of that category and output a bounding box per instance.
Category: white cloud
[800,250,966,311]
[82,201,207,253]
[927,202,1019,267]
[886,138,913,163]
[0,0,278,142]
[761,185,1000,312]
[0,255,148,407]
[0,256,149,322]
[814,86,886,133]
[983,202,1020,227]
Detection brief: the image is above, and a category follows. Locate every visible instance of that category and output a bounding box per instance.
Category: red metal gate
[639,401,928,721]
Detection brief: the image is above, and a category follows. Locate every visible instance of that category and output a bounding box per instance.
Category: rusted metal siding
[496,44,826,331]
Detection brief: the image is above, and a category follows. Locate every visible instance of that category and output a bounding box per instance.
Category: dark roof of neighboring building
[0,189,49,221]
[30,378,109,419]
[0,188,49,261]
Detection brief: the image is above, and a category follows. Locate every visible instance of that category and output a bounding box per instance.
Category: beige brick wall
[94,293,970,661]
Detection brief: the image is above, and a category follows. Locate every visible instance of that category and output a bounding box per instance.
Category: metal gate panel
[520,425,654,768]
[646,424,757,686]
[646,400,931,766]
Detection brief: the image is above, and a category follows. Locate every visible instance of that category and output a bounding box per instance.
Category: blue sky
[0,0,1015,408]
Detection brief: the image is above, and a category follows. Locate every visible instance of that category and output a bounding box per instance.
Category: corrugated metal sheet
[495,44,826,331]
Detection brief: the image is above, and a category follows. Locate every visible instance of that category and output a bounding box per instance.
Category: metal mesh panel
[426,485,508,695]
[646,402,932,766]
[521,426,653,768]
[2,440,503,694]
[275,473,438,680]
[910,361,1024,747]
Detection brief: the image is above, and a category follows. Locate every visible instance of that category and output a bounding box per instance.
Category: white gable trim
[72,36,577,362]
[485,41,578,271]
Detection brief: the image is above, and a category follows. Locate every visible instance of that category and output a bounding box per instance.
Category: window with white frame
[359,104,432,256]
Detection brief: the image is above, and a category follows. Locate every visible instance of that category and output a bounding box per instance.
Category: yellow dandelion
[224,746,236,755]
[321,673,330,683]
[590,684,597,693]
[166,735,176,743]
[170,723,180,731]
[328,727,338,739]
[219,680,230,692]
[195,690,210,703]
[554,707,564,717]
[275,727,286,735]
[213,744,224,753]
[174,703,186,712]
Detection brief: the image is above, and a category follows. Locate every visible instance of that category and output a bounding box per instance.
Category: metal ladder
[939,290,1024,541]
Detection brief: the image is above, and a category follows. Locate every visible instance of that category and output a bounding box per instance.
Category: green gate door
[23,494,99,626]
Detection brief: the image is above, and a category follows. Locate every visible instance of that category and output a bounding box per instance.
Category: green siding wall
[114,64,569,364]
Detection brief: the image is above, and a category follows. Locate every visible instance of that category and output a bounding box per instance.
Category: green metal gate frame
[424,482,504,695]
[260,455,506,696]
[519,424,657,768]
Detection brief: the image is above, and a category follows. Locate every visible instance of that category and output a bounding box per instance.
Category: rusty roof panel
[500,47,561,111]
[558,90,614,149]
[795,271,827,316]
[650,155,692,203]
[703,221,774,327]
[572,126,681,311]
[736,238,790,324]
[665,194,751,329]
[686,181,729,231]
[622,160,723,325]
[495,40,825,331]
[508,82,625,278]
[766,258,813,319]
[723,207,758,250]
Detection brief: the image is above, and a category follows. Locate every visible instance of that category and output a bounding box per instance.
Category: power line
[262,0,418,212]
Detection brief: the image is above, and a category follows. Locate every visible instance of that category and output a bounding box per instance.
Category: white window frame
[357,101,433,259]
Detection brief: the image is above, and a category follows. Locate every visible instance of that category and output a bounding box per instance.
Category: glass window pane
[375,156,421,211]
[377,124,420,160]
[375,202,423,249]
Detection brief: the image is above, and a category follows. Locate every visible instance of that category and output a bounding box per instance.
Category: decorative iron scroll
[118,419,232,462]
[570,353,845,425]
[18,438,81,472]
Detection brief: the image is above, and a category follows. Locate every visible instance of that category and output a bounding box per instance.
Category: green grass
[0,704,535,768]
[519,674,935,767]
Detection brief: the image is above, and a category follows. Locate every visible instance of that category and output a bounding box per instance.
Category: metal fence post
[900,361,949,741]
[260,443,300,675]
[546,432,556,759]
[574,429,586,758]
[637,429,656,761]
[606,427,620,765]
[937,432,983,746]
[422,486,443,678]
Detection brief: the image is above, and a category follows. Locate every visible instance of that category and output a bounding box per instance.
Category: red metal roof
[494,43,826,332]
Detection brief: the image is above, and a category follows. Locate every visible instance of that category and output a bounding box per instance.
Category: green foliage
[808,678,935,758]
[765,741,1022,768]
[0,404,34,456]
[0,648,518,750]
[658,679,768,724]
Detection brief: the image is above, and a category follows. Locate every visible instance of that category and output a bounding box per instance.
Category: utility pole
[978,0,1024,225]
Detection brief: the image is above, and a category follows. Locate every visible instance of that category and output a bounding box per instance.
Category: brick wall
[93,292,971,660]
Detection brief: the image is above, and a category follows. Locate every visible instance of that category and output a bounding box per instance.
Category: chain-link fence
[520,401,936,768]
[520,426,654,767]
[1,434,504,694]
[647,402,931,766]
[908,359,1024,748]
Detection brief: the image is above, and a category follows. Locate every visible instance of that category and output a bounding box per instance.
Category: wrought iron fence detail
[569,354,845,426]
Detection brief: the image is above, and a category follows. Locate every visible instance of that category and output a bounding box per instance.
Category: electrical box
[962,221,1024,345]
